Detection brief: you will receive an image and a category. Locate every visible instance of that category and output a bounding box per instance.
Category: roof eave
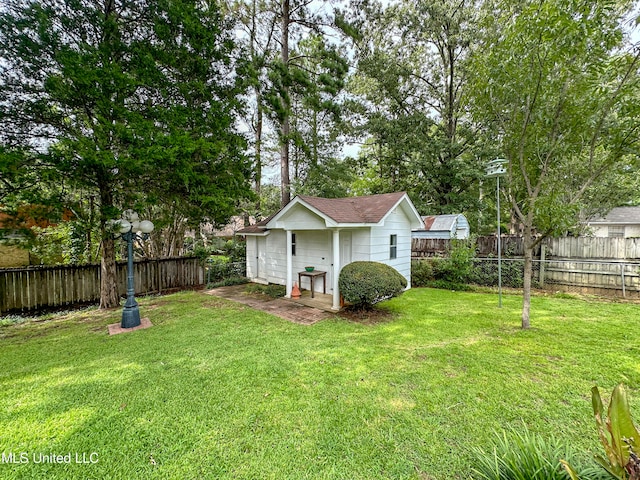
[379,193,424,229]
[333,223,375,228]
[266,196,338,228]
[236,230,270,236]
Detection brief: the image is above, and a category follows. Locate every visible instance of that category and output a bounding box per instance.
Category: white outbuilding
[412,214,470,240]
[237,192,423,310]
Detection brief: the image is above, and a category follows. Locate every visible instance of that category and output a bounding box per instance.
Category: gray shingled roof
[236,192,410,235]
[588,206,640,225]
[297,192,406,224]
[235,217,271,235]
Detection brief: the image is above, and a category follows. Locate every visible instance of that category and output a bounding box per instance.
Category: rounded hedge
[339,261,407,309]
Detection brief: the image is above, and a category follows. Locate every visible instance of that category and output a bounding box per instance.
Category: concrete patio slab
[205,285,332,325]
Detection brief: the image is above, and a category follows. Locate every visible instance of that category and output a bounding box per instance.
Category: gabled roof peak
[296,192,407,224]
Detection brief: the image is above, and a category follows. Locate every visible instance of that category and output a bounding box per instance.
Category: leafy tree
[257,183,282,218]
[469,0,640,328]
[288,34,349,190]
[0,0,252,308]
[346,0,484,216]
[293,157,355,198]
[222,0,280,213]
[270,2,352,206]
[225,0,350,208]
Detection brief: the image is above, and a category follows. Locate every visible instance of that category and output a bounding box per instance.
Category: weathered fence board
[544,260,640,293]
[546,237,640,259]
[413,236,640,260]
[412,235,532,258]
[413,236,640,297]
[411,238,450,257]
[0,257,204,314]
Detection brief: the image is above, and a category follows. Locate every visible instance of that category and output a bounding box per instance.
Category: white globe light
[123,209,139,222]
[139,220,154,234]
[119,220,132,234]
[106,219,118,232]
[131,221,141,232]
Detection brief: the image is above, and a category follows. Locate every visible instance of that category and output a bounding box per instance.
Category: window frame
[608,226,625,238]
[390,234,398,259]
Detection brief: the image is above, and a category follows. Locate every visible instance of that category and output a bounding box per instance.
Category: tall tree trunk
[255,98,263,212]
[521,233,534,329]
[250,0,263,213]
[312,108,318,167]
[86,195,94,264]
[97,174,119,309]
[280,0,291,207]
[100,233,119,309]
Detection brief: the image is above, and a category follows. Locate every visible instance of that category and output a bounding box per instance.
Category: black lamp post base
[121,306,141,329]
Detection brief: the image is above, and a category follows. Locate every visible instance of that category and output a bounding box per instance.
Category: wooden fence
[412,236,640,260]
[543,259,640,297]
[546,237,640,260]
[412,235,533,258]
[412,236,640,297]
[0,257,204,314]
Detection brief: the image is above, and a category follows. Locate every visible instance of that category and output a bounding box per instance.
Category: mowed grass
[0,288,639,479]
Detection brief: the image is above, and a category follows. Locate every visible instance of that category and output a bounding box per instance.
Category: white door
[256,237,266,280]
[340,231,352,269]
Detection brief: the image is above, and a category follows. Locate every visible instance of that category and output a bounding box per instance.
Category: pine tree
[0,0,252,307]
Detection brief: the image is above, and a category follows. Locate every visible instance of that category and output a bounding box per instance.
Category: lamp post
[116,210,154,328]
[486,158,507,308]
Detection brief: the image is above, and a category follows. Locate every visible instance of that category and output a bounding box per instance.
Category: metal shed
[412,214,470,239]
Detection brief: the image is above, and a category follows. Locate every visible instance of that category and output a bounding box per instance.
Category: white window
[291,233,297,256]
[390,234,397,259]
[608,226,625,238]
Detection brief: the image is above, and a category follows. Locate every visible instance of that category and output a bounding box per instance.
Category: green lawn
[0,288,638,479]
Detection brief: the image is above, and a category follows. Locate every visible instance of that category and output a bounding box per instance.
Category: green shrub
[427,279,471,291]
[412,239,477,290]
[339,261,407,309]
[220,239,246,263]
[206,257,245,283]
[471,425,607,480]
[438,238,476,284]
[192,245,214,261]
[208,276,248,288]
[411,259,434,287]
[469,257,527,288]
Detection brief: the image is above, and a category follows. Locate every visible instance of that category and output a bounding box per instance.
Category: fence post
[621,263,626,298]
[539,244,546,288]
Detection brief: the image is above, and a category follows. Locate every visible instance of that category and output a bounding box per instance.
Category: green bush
[411,239,477,290]
[438,238,476,284]
[339,261,407,309]
[562,384,640,480]
[220,239,246,263]
[427,279,471,292]
[469,257,527,288]
[205,257,246,283]
[411,259,434,287]
[208,276,248,288]
[470,425,608,480]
